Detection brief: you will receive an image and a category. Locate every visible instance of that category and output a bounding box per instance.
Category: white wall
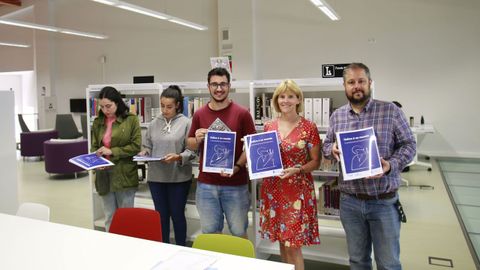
[0,91,18,214]
[0,0,479,157]
[0,71,36,140]
[251,0,480,157]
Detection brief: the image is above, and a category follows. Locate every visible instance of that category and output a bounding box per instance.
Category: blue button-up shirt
[322,99,416,195]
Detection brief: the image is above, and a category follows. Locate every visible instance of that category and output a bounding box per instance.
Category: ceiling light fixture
[91,0,208,31]
[309,0,340,21]
[0,18,108,39]
[0,41,30,48]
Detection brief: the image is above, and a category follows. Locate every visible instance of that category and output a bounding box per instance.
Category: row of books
[89,97,152,123]
[304,98,331,127]
[254,93,332,127]
[318,178,340,216]
[182,96,210,118]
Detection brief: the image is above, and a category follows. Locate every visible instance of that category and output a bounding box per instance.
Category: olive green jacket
[90,113,141,193]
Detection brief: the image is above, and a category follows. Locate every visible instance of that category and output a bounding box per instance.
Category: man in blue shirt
[322,63,416,270]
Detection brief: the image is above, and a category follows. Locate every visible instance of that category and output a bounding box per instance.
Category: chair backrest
[55,114,82,139]
[16,202,50,221]
[192,234,256,258]
[18,114,30,132]
[109,208,162,242]
[80,114,88,139]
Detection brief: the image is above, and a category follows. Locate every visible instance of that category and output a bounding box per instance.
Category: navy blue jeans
[148,180,192,246]
[340,193,402,270]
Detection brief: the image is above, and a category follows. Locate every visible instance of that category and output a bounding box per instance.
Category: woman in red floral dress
[259,80,321,270]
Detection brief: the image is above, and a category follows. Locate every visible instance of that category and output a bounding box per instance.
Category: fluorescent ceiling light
[92,0,116,5]
[92,0,208,31]
[168,18,207,31]
[0,41,30,48]
[0,18,108,39]
[60,30,107,39]
[117,3,169,20]
[309,0,340,21]
[0,18,58,32]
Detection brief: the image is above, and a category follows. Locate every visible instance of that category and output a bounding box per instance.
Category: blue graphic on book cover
[202,130,236,174]
[336,127,382,180]
[245,131,283,180]
[69,153,114,170]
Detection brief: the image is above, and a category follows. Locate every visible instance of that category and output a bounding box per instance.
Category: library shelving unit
[249,77,349,265]
[86,83,162,230]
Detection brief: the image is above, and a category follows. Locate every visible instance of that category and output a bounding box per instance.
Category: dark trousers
[148,180,192,246]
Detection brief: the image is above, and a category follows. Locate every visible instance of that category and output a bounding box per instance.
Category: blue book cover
[69,153,115,170]
[244,130,283,180]
[202,130,236,174]
[336,127,382,180]
[182,96,190,117]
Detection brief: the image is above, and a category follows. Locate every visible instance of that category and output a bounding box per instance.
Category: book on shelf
[313,98,322,126]
[182,96,191,118]
[69,153,114,170]
[304,98,313,122]
[318,178,340,216]
[322,98,331,127]
[254,96,262,125]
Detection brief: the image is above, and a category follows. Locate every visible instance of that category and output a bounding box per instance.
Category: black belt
[345,191,396,201]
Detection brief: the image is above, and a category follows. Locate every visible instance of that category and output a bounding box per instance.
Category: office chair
[54,114,82,139]
[109,208,162,242]
[18,114,30,132]
[192,234,256,258]
[16,202,50,221]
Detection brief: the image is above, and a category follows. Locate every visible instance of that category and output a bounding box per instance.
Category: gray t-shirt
[142,113,195,183]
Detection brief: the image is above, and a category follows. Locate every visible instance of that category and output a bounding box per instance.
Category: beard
[347,89,371,105]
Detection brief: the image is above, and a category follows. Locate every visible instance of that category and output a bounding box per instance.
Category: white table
[0,213,293,270]
[410,124,435,170]
[401,125,435,186]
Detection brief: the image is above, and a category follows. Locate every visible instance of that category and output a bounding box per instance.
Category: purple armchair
[44,139,88,177]
[20,130,59,157]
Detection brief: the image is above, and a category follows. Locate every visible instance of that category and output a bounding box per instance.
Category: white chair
[16,202,50,221]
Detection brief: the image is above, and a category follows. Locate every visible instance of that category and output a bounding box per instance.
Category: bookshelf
[85,83,162,230]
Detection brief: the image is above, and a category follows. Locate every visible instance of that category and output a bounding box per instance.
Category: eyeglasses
[208,82,229,89]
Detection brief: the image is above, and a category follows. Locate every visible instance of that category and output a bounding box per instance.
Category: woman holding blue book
[138,85,195,246]
[91,86,141,232]
[259,80,321,270]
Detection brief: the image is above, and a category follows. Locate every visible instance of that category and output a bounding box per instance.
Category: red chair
[109,208,162,242]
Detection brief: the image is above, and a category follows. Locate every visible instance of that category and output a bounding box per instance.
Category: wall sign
[322,63,349,78]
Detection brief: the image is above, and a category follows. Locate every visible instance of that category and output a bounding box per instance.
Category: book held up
[336,127,383,180]
[202,130,236,174]
[244,130,283,180]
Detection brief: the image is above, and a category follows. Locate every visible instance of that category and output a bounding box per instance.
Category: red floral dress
[259,117,321,247]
